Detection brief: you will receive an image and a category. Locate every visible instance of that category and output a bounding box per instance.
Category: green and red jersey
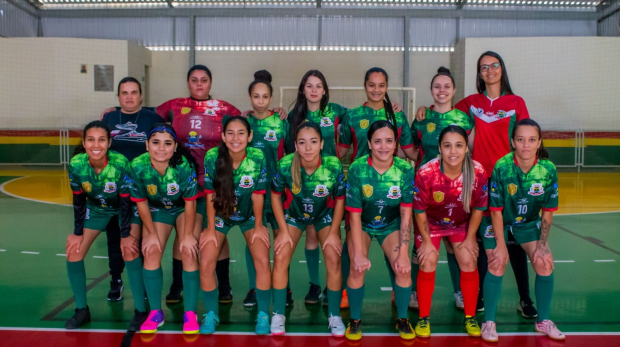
[488,153,558,229]
[455,92,529,176]
[413,158,488,236]
[288,102,347,157]
[339,104,414,162]
[411,107,474,169]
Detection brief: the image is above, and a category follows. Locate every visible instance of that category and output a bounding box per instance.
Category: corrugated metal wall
[0,0,38,37]
[321,17,404,47]
[599,1,620,36]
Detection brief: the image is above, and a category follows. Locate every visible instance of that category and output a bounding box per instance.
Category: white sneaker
[328,315,346,337]
[409,291,419,309]
[270,313,286,335]
[454,291,464,310]
[481,321,498,342]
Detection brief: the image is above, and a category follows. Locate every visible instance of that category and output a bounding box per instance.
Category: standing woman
[271,122,347,336]
[199,116,272,335]
[413,125,487,338]
[287,70,347,303]
[128,124,204,334]
[344,120,415,341]
[480,119,562,342]
[65,121,132,329]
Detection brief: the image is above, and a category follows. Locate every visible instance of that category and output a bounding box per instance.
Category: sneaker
[270,313,286,335]
[322,288,328,306]
[414,317,430,338]
[305,283,322,304]
[481,321,498,342]
[396,318,416,340]
[463,316,481,337]
[65,306,91,329]
[218,285,233,304]
[328,315,346,337]
[183,311,199,334]
[199,311,220,334]
[535,320,565,340]
[165,285,183,304]
[409,291,419,309]
[255,311,270,335]
[454,291,464,310]
[345,319,362,341]
[476,296,485,312]
[286,289,294,307]
[340,289,349,309]
[243,289,257,307]
[128,310,149,332]
[107,279,123,302]
[518,298,538,319]
[140,309,164,333]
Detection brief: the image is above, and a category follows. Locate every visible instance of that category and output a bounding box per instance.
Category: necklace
[119,108,141,126]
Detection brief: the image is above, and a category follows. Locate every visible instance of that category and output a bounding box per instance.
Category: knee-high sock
[482,273,503,322]
[67,260,87,309]
[182,270,200,312]
[535,273,554,321]
[125,258,146,312]
[305,247,321,286]
[272,288,287,314]
[417,270,436,318]
[256,289,271,314]
[460,269,479,317]
[395,284,413,319]
[245,246,256,290]
[447,253,461,293]
[346,285,365,320]
[143,267,163,311]
[327,288,343,317]
[201,288,219,314]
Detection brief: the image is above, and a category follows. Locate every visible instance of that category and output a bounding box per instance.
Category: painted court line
[0,177,72,207]
[594,260,616,263]
[56,254,66,257]
[0,249,6,252]
[554,260,575,263]
[20,251,39,255]
[93,256,109,259]
[230,259,236,263]
[299,260,307,263]
[380,287,393,291]
[438,260,448,264]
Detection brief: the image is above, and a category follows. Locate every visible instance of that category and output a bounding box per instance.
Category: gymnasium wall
[0,0,38,38]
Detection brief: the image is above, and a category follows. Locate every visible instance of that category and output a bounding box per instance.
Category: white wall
[127,43,152,104]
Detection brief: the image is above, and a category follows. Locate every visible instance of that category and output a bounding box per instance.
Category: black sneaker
[286,288,294,307]
[128,310,149,332]
[219,285,233,304]
[395,318,416,339]
[322,288,328,306]
[518,298,538,319]
[345,319,362,340]
[476,296,485,312]
[304,283,322,304]
[107,279,123,302]
[165,285,183,304]
[243,289,257,307]
[65,306,91,329]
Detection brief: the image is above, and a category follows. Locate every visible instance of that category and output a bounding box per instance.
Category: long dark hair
[511,119,549,160]
[364,67,397,126]
[248,70,273,95]
[291,121,323,190]
[213,116,252,218]
[147,123,199,172]
[438,125,475,213]
[287,70,330,154]
[117,77,142,96]
[187,64,212,82]
[72,120,111,157]
[476,51,514,95]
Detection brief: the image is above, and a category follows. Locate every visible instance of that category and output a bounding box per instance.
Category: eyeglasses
[480,62,501,72]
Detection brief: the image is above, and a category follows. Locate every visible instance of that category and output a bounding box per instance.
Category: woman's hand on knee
[66,234,83,255]
[120,235,140,258]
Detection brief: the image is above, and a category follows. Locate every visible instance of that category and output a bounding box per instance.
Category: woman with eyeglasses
[414,51,535,317]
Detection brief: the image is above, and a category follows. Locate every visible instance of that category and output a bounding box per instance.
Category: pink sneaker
[535,320,565,340]
[140,309,164,333]
[481,321,498,342]
[183,311,199,334]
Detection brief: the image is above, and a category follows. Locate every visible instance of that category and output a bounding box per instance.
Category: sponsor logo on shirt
[285,214,297,224]
[215,217,224,228]
[313,184,329,198]
[302,213,312,221]
[239,175,254,189]
[517,198,529,204]
[375,199,386,206]
[413,186,419,195]
[387,186,402,199]
[167,183,180,195]
[185,131,204,148]
[363,184,373,198]
[303,198,314,203]
[433,191,444,203]
[320,117,333,127]
[440,218,452,226]
[515,216,525,224]
[427,123,436,132]
[85,208,90,220]
[484,225,494,238]
[230,207,244,221]
[264,130,278,142]
[360,119,369,129]
[104,182,117,193]
[254,141,265,148]
[445,203,457,209]
[507,183,518,196]
[482,184,488,192]
[147,184,157,195]
[82,182,92,193]
[470,106,516,124]
[528,183,544,196]
[370,216,387,228]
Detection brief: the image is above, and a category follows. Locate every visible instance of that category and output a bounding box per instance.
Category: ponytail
[438,125,474,213]
[213,142,236,219]
[170,145,198,172]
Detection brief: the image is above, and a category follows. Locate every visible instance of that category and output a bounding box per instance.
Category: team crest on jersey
[82,182,92,193]
[371,216,387,228]
[433,191,445,203]
[360,119,369,129]
[292,184,301,195]
[181,107,191,115]
[528,183,544,196]
[167,183,179,195]
[515,217,524,224]
[104,182,117,193]
[507,183,518,196]
[239,175,254,189]
[264,130,278,142]
[484,225,494,238]
[387,186,402,199]
[320,117,333,127]
[440,218,452,226]
[313,185,329,197]
[427,123,436,133]
[363,184,373,198]
[215,217,224,228]
[147,184,157,196]
[204,109,216,116]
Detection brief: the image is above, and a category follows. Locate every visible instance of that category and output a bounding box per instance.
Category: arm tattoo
[395,217,412,253]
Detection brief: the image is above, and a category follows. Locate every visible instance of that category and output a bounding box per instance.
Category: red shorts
[414,231,467,251]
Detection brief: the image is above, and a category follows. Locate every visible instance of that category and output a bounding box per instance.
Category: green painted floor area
[1,176,619,333]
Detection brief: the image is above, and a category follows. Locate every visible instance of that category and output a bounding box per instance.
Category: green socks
[327,288,343,317]
[346,285,365,320]
[256,289,271,314]
[143,267,163,311]
[67,260,87,309]
[245,246,257,290]
[447,252,461,293]
[272,288,287,314]
[395,284,413,319]
[183,270,200,312]
[305,247,321,286]
[341,242,350,288]
[483,273,504,322]
[125,258,146,312]
[411,262,419,291]
[535,273,554,321]
[202,288,219,314]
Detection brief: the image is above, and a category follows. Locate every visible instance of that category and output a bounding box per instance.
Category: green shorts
[83,207,118,231]
[213,215,265,236]
[133,197,206,227]
[284,210,334,234]
[478,216,541,250]
[361,217,400,246]
[265,211,282,231]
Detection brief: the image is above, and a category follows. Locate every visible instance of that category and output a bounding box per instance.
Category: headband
[148,127,177,141]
